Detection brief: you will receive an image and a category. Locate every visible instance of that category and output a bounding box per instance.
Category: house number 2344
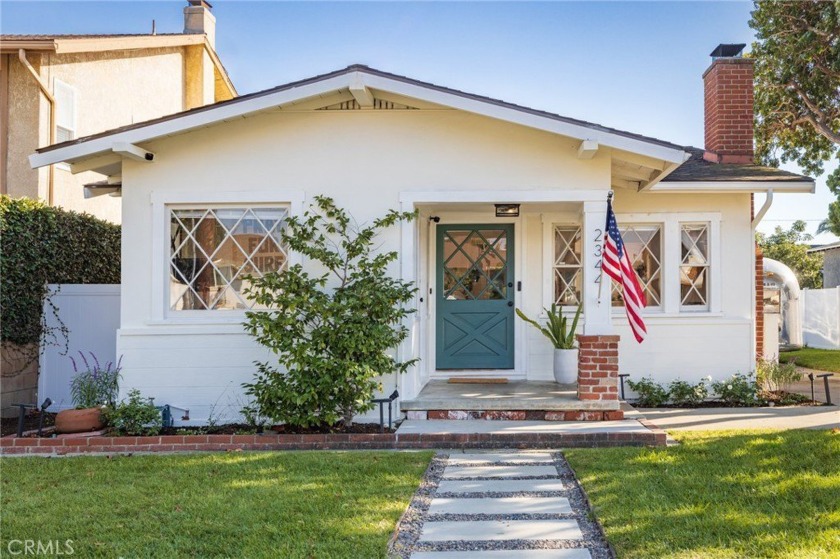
[593,228,603,284]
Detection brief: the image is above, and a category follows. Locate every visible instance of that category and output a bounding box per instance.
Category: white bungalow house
[30,45,814,423]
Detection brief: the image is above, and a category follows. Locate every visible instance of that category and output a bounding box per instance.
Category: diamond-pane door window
[611,225,662,308]
[169,207,289,311]
[680,223,709,308]
[553,225,582,306]
[442,229,508,301]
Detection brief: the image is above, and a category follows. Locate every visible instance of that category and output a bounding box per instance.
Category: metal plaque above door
[436,224,515,370]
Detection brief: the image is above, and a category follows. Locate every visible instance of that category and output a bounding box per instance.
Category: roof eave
[0,39,57,53]
[649,180,816,194]
[29,67,689,170]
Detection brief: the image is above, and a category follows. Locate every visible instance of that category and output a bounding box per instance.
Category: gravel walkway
[389,451,613,558]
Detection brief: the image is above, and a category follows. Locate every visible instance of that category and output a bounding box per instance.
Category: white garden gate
[38,284,120,411]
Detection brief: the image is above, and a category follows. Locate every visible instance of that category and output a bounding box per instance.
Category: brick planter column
[576,335,620,401]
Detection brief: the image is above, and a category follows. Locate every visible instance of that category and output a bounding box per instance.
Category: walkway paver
[428,496,572,515]
[441,465,558,479]
[436,479,565,494]
[446,453,554,464]
[411,549,592,559]
[419,519,583,542]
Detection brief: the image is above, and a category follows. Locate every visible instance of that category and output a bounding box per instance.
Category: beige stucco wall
[113,106,755,422]
[2,46,197,222]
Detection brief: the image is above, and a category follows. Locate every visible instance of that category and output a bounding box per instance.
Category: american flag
[602,197,648,343]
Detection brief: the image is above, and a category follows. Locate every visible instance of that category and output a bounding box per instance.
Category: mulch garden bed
[0,410,56,437]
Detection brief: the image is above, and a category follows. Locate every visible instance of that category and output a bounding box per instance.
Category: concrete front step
[428,496,573,515]
[411,550,592,559]
[419,519,583,542]
[405,410,624,421]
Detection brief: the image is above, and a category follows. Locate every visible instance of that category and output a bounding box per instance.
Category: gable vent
[317,99,418,111]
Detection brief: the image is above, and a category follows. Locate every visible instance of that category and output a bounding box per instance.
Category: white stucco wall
[116,106,754,422]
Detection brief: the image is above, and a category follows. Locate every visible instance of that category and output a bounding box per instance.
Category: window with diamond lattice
[553,226,582,306]
[612,225,662,308]
[680,223,709,309]
[169,207,289,310]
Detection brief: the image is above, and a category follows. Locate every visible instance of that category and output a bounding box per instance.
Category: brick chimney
[703,44,754,164]
[184,0,216,48]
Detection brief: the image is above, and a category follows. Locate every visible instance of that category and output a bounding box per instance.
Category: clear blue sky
[3,1,835,242]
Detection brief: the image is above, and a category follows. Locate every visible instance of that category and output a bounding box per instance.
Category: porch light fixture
[495,204,520,217]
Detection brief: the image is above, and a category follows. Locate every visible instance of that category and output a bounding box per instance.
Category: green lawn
[1,451,433,558]
[781,347,840,373]
[566,430,840,559]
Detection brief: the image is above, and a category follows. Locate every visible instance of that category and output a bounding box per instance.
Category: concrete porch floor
[401,380,620,411]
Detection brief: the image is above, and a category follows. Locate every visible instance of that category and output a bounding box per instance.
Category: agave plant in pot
[55,352,121,434]
[516,304,582,384]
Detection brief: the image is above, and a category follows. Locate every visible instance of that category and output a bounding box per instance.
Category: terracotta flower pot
[55,407,104,434]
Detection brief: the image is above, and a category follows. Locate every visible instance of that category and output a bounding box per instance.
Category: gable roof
[28,64,813,193]
[29,64,689,181]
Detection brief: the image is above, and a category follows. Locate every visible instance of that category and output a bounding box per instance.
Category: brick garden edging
[1,427,666,455]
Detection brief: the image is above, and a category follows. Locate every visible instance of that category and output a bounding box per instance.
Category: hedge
[0,196,120,346]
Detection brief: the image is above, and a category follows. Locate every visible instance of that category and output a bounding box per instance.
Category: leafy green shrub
[69,351,121,408]
[756,358,801,393]
[712,373,760,406]
[243,196,417,428]
[626,376,670,407]
[668,378,709,407]
[0,196,120,365]
[104,389,161,436]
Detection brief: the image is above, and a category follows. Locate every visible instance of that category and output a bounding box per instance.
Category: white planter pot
[553,348,579,385]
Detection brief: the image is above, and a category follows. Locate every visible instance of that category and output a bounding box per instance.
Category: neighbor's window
[612,225,662,308]
[553,225,582,306]
[54,79,77,143]
[169,207,289,311]
[679,223,710,309]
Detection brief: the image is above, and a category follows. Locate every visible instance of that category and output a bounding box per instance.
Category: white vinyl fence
[39,284,120,411]
[801,287,840,350]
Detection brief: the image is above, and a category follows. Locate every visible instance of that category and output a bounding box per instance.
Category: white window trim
[53,78,77,171]
[678,222,713,312]
[150,189,305,325]
[541,211,722,317]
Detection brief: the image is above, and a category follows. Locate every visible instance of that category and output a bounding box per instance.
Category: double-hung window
[169,206,289,311]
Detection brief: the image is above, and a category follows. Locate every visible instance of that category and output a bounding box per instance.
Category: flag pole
[597,191,613,306]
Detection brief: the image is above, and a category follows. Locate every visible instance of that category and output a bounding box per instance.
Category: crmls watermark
[6,540,74,556]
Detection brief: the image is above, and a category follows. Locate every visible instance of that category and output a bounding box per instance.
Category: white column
[582,200,613,334]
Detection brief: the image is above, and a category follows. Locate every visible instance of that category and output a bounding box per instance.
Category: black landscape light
[618,374,630,400]
[371,390,399,433]
[817,373,834,405]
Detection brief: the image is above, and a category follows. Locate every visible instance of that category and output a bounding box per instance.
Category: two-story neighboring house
[0,0,235,223]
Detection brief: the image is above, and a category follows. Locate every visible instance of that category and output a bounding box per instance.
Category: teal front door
[436,224,515,369]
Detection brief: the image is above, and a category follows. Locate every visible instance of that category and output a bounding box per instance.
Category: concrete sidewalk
[638,405,840,431]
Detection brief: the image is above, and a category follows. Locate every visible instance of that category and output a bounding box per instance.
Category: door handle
[507,301,514,307]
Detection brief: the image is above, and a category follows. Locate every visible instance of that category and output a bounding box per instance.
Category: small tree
[242,196,417,428]
[750,1,840,233]
[757,220,823,289]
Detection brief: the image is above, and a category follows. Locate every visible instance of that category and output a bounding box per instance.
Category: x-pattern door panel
[436,224,514,370]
